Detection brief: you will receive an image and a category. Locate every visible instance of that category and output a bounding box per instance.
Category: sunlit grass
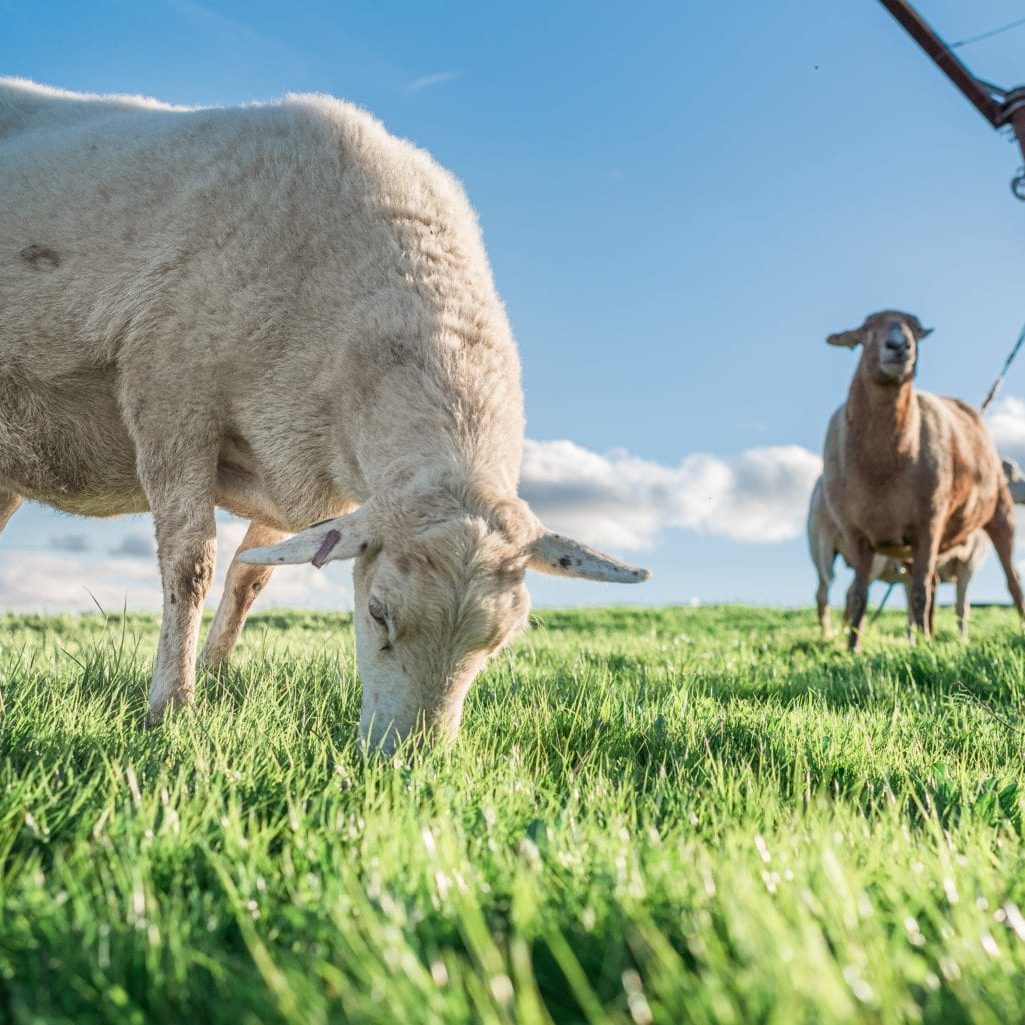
[2,604,1025,1023]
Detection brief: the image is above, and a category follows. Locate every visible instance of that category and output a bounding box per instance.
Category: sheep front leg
[844,534,875,652]
[201,521,288,668]
[133,431,219,719]
[908,530,940,640]
[149,507,217,718]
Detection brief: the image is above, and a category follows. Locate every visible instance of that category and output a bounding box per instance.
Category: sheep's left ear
[526,530,651,583]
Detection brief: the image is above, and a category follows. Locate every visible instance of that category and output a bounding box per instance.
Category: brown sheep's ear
[826,326,864,348]
[907,316,933,341]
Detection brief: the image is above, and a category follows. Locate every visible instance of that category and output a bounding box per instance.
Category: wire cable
[951,14,1025,49]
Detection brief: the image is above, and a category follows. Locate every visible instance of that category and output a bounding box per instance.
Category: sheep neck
[846,364,919,476]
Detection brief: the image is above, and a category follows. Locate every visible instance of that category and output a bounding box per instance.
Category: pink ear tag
[311,529,341,569]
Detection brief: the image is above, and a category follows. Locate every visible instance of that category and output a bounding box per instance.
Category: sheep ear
[526,530,651,583]
[239,505,379,567]
[910,319,933,341]
[826,326,864,348]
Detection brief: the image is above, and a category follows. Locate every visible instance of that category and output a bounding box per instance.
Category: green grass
[3,604,1025,1024]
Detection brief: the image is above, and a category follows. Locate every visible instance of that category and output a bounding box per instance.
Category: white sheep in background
[0,79,650,751]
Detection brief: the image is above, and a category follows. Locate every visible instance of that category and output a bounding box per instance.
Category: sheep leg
[984,502,1025,621]
[844,534,875,652]
[815,546,835,637]
[908,531,940,640]
[0,492,22,534]
[955,569,971,639]
[903,576,915,640]
[200,521,288,668]
[816,578,832,637]
[134,436,218,720]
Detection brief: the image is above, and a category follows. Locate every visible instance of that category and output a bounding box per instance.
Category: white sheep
[0,79,649,751]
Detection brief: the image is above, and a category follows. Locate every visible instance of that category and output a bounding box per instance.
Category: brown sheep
[808,470,1017,640]
[822,310,1025,650]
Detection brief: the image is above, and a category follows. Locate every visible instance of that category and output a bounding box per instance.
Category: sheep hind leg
[200,521,287,669]
[816,579,832,638]
[0,492,22,534]
[903,577,915,641]
[984,504,1025,623]
[955,571,971,639]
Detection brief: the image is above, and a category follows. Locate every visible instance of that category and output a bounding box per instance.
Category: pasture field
[3,605,1025,1024]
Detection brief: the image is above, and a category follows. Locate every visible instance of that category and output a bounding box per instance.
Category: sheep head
[240,489,649,752]
[827,310,933,385]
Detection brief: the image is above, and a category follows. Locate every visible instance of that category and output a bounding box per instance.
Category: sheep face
[351,516,531,752]
[239,492,649,752]
[826,310,933,384]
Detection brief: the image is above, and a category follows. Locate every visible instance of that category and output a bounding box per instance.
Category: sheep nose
[886,339,908,356]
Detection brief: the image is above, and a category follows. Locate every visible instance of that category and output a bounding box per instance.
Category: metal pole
[876,0,1025,194]
[876,0,1004,125]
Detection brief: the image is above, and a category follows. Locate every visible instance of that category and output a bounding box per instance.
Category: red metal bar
[876,0,1004,125]
[1005,90,1025,171]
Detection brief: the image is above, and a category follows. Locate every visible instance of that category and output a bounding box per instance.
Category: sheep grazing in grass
[0,79,650,751]
[821,310,1025,650]
[808,475,990,639]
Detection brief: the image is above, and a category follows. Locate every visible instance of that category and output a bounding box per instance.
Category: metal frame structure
[878,0,1025,198]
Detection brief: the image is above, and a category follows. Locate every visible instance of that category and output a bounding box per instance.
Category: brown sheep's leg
[984,503,1025,621]
[844,534,875,652]
[909,531,940,640]
[200,521,288,668]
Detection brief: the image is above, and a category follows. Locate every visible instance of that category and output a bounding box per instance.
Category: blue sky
[3,0,1025,613]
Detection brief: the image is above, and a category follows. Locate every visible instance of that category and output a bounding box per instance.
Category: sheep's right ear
[826,325,865,348]
[526,529,651,583]
[240,504,379,567]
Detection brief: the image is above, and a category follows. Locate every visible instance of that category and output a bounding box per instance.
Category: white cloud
[109,532,155,558]
[49,532,90,553]
[520,439,822,550]
[404,71,457,95]
[0,551,163,613]
[986,395,1025,465]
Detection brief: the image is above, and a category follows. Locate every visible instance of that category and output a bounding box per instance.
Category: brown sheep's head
[826,310,933,385]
